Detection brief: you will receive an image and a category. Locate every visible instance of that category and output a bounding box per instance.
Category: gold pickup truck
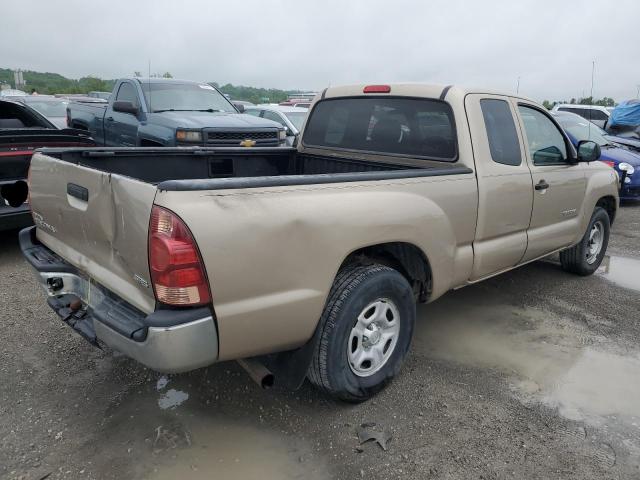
[20,84,619,401]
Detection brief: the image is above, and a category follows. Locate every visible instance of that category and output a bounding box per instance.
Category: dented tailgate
[28,152,157,313]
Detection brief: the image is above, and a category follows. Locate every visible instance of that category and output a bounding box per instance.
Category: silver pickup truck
[21,84,619,401]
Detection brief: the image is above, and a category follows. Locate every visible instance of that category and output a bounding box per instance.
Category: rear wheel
[560,207,610,275]
[308,264,415,402]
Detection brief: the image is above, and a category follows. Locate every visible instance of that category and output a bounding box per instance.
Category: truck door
[465,94,533,280]
[105,81,140,147]
[514,101,587,262]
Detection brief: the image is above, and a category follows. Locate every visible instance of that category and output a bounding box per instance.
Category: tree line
[0,68,303,103]
[542,96,616,110]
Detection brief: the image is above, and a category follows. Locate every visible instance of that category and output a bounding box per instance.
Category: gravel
[1,201,639,479]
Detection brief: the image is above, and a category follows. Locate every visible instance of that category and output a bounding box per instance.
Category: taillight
[601,160,615,168]
[148,206,211,306]
[363,85,391,94]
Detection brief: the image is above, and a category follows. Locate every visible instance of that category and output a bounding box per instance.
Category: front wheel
[560,206,610,276]
[308,264,415,402]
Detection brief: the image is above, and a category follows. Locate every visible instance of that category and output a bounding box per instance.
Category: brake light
[601,160,615,168]
[149,206,211,306]
[363,85,391,94]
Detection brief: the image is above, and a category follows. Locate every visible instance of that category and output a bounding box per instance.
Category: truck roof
[321,83,536,104]
[130,77,210,85]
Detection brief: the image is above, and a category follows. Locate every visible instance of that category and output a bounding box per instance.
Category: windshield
[24,99,68,117]
[141,82,237,113]
[284,111,306,131]
[557,116,609,146]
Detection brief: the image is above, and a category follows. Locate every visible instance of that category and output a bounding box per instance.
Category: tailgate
[28,152,157,313]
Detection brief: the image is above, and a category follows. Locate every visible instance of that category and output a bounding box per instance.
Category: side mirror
[577,140,601,162]
[235,103,245,113]
[112,101,139,115]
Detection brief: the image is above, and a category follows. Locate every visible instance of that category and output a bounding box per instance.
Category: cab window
[303,97,457,161]
[115,82,139,107]
[518,105,568,165]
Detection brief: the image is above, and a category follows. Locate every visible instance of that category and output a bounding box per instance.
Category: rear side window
[558,107,608,121]
[581,109,608,121]
[480,99,521,166]
[303,97,457,161]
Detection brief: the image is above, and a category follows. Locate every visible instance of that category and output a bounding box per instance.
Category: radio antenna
[148,59,152,113]
[588,60,595,139]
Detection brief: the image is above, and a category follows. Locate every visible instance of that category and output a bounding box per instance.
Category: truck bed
[39,146,472,191]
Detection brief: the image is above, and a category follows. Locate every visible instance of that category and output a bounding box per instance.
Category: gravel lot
[1,202,639,480]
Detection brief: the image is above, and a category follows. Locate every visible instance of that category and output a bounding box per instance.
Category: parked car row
[552,100,640,156]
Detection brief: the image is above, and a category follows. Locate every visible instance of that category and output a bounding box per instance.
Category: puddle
[145,419,328,480]
[414,288,640,423]
[548,349,640,421]
[597,255,640,292]
[158,389,189,410]
[100,373,330,480]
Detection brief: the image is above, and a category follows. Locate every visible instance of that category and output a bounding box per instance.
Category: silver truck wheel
[308,263,415,402]
[560,206,610,276]
[348,299,400,377]
[586,220,604,265]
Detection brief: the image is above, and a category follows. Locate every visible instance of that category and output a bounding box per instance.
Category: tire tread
[308,263,394,401]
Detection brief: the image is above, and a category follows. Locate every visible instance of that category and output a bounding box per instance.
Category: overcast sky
[2,0,639,102]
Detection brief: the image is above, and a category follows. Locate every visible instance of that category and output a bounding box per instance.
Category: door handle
[106,116,114,122]
[535,180,549,191]
[67,183,89,201]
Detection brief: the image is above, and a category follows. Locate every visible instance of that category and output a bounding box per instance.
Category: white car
[0,89,28,97]
[245,105,308,146]
[551,104,610,129]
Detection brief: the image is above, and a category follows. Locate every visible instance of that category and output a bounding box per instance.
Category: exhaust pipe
[238,358,274,389]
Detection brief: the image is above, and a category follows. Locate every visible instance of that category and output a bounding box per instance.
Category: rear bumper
[19,226,219,373]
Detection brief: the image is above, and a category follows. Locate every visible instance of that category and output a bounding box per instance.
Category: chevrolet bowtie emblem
[239,139,256,147]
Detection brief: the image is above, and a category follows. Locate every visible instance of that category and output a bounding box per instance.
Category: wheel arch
[596,195,617,226]
[337,241,433,303]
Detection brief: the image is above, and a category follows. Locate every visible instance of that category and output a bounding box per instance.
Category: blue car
[552,111,640,201]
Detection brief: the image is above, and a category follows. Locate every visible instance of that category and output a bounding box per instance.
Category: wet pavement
[1,201,639,479]
[597,254,640,292]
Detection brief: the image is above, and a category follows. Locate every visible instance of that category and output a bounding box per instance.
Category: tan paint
[155,174,478,360]
[27,83,620,365]
[464,93,534,279]
[29,153,157,313]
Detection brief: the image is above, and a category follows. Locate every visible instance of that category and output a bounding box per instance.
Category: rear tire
[560,207,610,276]
[308,264,415,402]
